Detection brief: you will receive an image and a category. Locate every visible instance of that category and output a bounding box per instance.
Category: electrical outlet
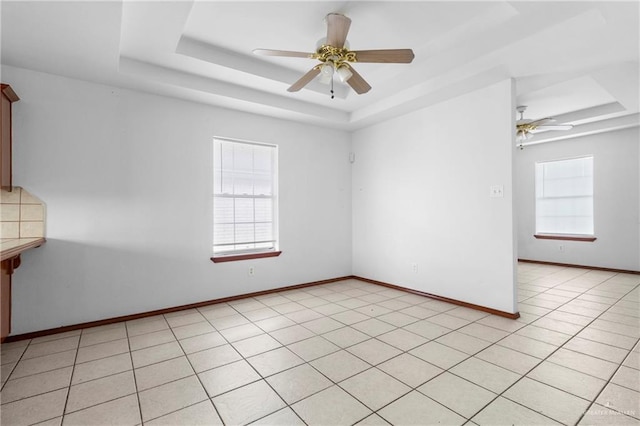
[248,266,255,276]
[411,263,418,273]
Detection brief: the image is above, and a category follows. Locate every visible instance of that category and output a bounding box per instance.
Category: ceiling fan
[516,105,573,148]
[253,13,414,97]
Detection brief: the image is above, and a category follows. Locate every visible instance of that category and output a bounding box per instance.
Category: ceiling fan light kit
[336,65,353,83]
[319,63,335,84]
[253,12,415,97]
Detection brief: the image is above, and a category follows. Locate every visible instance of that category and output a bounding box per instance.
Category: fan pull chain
[330,77,334,99]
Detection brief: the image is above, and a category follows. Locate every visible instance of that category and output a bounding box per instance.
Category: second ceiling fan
[253,13,414,96]
[516,105,574,146]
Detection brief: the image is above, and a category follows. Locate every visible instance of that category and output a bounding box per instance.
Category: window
[212,138,279,261]
[535,156,594,238]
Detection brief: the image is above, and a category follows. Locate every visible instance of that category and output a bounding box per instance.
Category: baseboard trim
[518,259,640,275]
[4,275,354,343]
[352,276,520,319]
[6,273,523,342]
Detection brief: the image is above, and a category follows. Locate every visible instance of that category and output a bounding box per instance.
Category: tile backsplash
[0,187,45,239]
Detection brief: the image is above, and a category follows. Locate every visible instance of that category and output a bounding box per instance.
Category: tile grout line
[6,324,140,422]
[264,285,422,425]
[215,283,478,424]
[514,272,637,349]
[123,318,145,426]
[61,327,138,419]
[128,315,209,424]
[572,276,640,423]
[0,339,77,423]
[461,270,630,423]
[0,340,31,392]
[59,328,82,424]
[308,285,504,423]
[193,275,636,425]
[1,267,637,424]
[308,272,633,423]
[369,268,638,424]
[199,299,310,425]
[469,274,640,424]
[202,302,297,423]
[226,288,362,417]
[575,340,640,425]
[205,283,406,424]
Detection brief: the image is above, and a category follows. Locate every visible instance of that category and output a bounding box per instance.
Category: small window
[535,156,594,236]
[213,138,279,259]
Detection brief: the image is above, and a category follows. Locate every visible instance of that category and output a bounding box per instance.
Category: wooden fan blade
[345,65,371,94]
[352,49,415,63]
[326,13,351,48]
[253,49,313,58]
[288,67,321,92]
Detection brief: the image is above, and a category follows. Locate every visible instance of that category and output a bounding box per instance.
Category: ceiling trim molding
[175,36,350,99]
[118,56,350,125]
[520,113,639,146]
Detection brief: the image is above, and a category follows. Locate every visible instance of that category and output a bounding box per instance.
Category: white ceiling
[1,1,638,142]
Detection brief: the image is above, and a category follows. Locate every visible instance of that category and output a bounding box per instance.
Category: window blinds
[535,156,594,236]
[213,139,277,255]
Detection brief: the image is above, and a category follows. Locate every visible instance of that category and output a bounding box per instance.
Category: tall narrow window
[213,138,279,260]
[535,156,594,236]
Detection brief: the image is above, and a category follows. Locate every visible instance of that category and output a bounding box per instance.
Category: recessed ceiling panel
[517,76,617,120]
[1,1,637,134]
[181,1,498,74]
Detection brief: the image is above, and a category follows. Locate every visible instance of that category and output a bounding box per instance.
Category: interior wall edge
[353,275,520,319]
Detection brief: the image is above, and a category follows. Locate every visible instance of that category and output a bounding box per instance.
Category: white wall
[515,128,640,271]
[5,66,352,334]
[352,80,518,314]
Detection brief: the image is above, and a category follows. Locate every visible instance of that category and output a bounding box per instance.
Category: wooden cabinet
[1,262,10,339]
[1,257,20,340]
[1,84,19,341]
[0,85,44,342]
[1,84,19,190]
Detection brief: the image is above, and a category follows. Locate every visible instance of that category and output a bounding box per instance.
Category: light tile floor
[1,262,639,425]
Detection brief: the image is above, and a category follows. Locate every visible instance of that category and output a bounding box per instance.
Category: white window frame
[535,155,594,237]
[212,137,279,259]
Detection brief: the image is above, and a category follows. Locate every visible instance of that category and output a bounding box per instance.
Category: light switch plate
[490,185,504,198]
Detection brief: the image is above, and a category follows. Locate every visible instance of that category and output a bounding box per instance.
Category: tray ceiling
[1,1,638,140]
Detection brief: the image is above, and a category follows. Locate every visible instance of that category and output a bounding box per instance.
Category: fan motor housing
[313,45,357,64]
